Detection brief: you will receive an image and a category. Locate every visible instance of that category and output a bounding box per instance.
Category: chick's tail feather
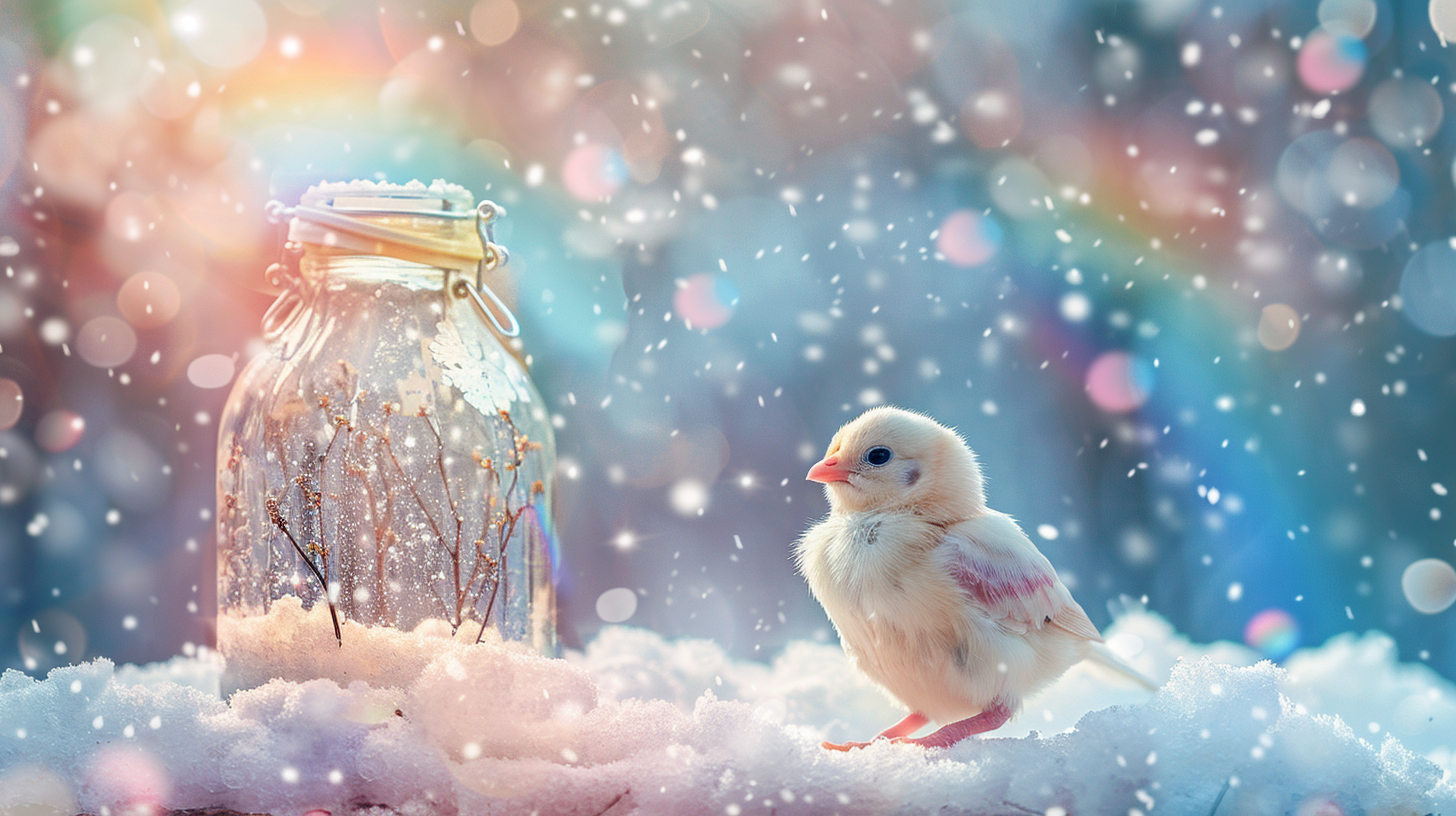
[1083,643,1160,692]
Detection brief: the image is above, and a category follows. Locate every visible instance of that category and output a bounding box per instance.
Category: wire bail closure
[459,200,520,338]
[261,200,306,340]
[260,195,521,339]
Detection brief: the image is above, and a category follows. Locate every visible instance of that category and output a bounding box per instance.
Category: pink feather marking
[949,555,1053,611]
[944,519,1103,642]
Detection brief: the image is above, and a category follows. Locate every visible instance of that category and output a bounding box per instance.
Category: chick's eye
[864,446,893,466]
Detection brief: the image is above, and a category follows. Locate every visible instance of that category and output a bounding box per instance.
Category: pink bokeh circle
[1085,351,1153,412]
[673,273,739,330]
[1297,30,1366,94]
[936,210,1003,267]
[562,144,628,201]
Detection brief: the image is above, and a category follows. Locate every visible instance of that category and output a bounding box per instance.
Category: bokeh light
[1399,240,1456,337]
[171,0,268,69]
[65,16,158,114]
[1275,129,1408,247]
[1278,131,1344,217]
[596,588,638,623]
[669,478,709,516]
[1257,304,1301,351]
[1319,0,1377,37]
[117,272,182,328]
[76,316,138,369]
[35,410,86,454]
[138,60,201,120]
[0,379,21,431]
[85,745,172,808]
[935,210,1002,267]
[1296,30,1366,94]
[187,354,236,389]
[1435,0,1456,45]
[1244,608,1300,659]
[105,193,165,244]
[1085,352,1153,413]
[1326,138,1398,209]
[1059,292,1092,323]
[562,144,629,202]
[31,113,116,209]
[673,273,739,330]
[1402,559,1456,614]
[960,89,1023,149]
[1312,250,1363,294]
[987,158,1051,219]
[1367,77,1443,149]
[470,0,521,47]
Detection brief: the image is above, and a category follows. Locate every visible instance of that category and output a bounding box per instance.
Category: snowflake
[429,320,533,415]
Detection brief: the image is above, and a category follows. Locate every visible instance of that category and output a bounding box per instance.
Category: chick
[797,406,1135,750]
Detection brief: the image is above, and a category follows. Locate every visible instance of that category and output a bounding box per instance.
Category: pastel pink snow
[0,600,1452,814]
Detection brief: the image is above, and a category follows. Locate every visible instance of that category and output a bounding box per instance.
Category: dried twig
[266,496,341,645]
[475,409,541,643]
[380,432,459,625]
[266,368,543,646]
[591,788,630,816]
[421,414,469,625]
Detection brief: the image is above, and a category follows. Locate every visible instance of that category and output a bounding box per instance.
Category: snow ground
[1,599,1452,815]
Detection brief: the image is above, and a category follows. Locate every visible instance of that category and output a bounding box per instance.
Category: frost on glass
[215,190,555,693]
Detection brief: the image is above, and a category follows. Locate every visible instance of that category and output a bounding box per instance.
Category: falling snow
[4,0,1456,807]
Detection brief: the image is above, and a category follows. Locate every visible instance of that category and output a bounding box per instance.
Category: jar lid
[299,178,475,215]
[287,179,493,272]
[270,180,519,337]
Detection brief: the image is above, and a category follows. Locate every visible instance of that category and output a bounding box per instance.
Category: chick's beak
[807,455,852,484]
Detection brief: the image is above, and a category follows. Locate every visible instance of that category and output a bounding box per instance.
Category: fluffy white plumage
[796,406,1113,749]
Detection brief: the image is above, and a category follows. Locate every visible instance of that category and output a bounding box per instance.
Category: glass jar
[215,180,556,695]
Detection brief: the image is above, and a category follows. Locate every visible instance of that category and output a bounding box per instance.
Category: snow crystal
[302,178,475,203]
[1,604,1452,814]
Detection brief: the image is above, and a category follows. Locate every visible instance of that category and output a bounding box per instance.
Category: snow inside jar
[215,180,557,696]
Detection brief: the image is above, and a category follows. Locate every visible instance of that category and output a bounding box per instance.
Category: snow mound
[1,604,1452,815]
[217,597,495,693]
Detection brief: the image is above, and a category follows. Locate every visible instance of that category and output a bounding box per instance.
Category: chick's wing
[942,513,1102,643]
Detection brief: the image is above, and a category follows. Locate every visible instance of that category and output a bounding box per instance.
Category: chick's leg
[821,711,928,751]
[891,701,1011,749]
[877,711,930,739]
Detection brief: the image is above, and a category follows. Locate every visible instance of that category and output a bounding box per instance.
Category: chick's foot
[890,701,1011,749]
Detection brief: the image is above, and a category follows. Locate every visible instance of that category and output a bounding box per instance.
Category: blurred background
[2,0,1456,687]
